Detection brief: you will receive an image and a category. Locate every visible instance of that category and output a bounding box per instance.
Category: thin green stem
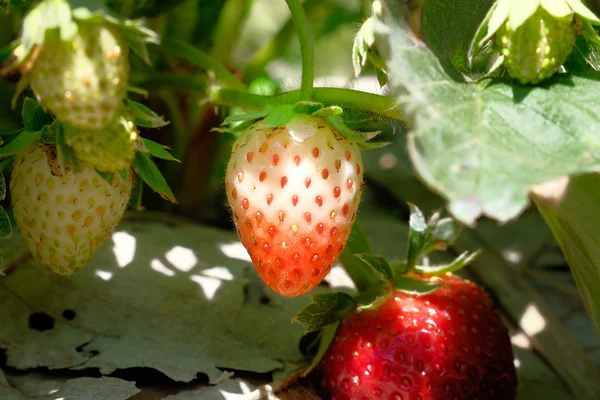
[285,0,315,101]
[158,38,246,91]
[212,87,404,122]
[245,0,320,83]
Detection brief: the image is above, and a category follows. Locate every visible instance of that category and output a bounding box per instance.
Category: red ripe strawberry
[225,116,364,297]
[320,274,517,399]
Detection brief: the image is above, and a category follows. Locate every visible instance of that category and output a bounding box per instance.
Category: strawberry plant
[0,0,600,399]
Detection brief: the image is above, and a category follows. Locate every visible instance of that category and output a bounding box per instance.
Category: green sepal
[55,122,78,173]
[302,322,339,377]
[71,3,160,65]
[0,130,40,158]
[293,292,357,333]
[405,204,428,272]
[22,97,52,132]
[355,279,393,312]
[39,121,58,145]
[0,206,12,239]
[223,109,271,125]
[95,170,116,185]
[262,105,296,127]
[127,85,149,97]
[354,254,394,282]
[394,275,442,296]
[126,100,169,128]
[312,105,343,118]
[133,151,176,203]
[293,101,324,116]
[413,250,481,276]
[357,141,392,150]
[326,115,380,143]
[6,0,78,71]
[212,119,256,135]
[139,138,180,162]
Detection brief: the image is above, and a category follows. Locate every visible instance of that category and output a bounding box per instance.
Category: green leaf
[0,206,11,239]
[22,98,51,132]
[126,99,169,128]
[141,139,180,162]
[423,0,494,75]
[304,322,339,376]
[0,218,309,382]
[532,174,600,336]
[394,275,441,296]
[353,17,376,78]
[414,250,481,275]
[376,0,600,225]
[354,254,393,281]
[262,105,295,127]
[133,152,176,203]
[294,292,356,333]
[0,130,40,157]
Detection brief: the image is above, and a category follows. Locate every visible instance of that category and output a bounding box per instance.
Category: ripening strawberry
[225,116,364,297]
[67,114,139,173]
[496,7,576,84]
[10,144,132,275]
[320,274,518,400]
[30,21,129,130]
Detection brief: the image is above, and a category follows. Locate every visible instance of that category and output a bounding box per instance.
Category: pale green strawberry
[30,21,129,130]
[67,115,139,173]
[496,8,576,84]
[10,144,132,275]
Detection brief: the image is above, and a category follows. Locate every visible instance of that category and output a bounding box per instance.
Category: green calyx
[221,101,388,148]
[1,0,158,75]
[470,0,600,83]
[65,115,139,173]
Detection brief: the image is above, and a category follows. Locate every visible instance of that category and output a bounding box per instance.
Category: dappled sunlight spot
[379,153,397,170]
[111,231,136,268]
[219,242,252,262]
[202,266,234,281]
[95,270,113,281]
[219,381,274,400]
[190,275,222,300]
[151,259,176,277]
[514,357,521,369]
[510,332,532,349]
[520,304,547,336]
[165,246,198,272]
[324,265,356,290]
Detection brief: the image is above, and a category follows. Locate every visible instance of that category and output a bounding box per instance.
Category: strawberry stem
[211,87,405,122]
[285,0,315,101]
